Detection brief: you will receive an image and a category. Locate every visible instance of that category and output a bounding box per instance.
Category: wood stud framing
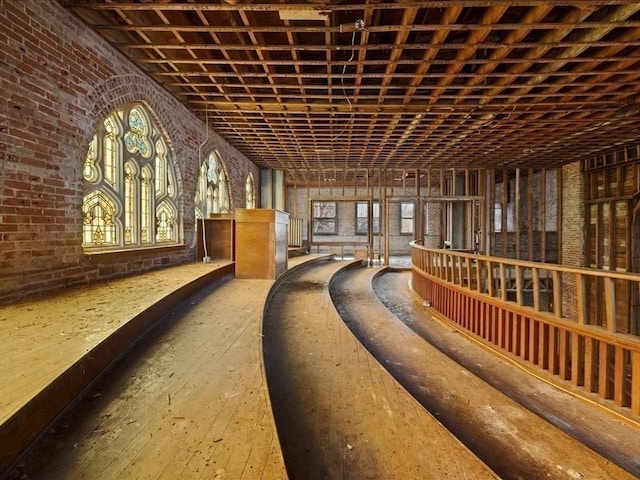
[61,2,640,181]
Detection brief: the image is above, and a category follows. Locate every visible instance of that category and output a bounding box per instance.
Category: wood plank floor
[0,262,230,425]
[263,259,498,479]
[371,269,640,478]
[332,265,639,480]
[7,260,312,479]
[3,258,356,479]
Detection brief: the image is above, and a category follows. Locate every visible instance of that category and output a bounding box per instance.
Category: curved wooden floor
[3,258,333,479]
[371,268,640,477]
[332,264,640,479]
[263,259,497,479]
[6,256,638,479]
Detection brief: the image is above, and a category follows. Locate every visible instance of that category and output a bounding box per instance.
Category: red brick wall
[0,0,259,303]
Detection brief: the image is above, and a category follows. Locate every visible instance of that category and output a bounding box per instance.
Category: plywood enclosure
[235,209,289,279]
[196,217,235,262]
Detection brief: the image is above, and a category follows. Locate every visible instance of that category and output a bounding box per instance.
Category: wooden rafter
[59,1,640,184]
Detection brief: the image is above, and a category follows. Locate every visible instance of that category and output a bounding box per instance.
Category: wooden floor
[2,259,332,479]
[263,259,497,479]
[333,266,640,479]
[4,255,638,479]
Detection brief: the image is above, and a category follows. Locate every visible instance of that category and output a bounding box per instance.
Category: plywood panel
[235,209,289,279]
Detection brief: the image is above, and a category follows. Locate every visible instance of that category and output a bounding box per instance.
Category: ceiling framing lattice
[61,1,640,184]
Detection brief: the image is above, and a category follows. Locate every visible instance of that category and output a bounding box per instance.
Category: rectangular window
[400,201,414,235]
[355,201,380,235]
[312,201,337,235]
[494,203,502,232]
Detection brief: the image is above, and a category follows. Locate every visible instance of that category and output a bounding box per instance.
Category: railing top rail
[410,241,640,283]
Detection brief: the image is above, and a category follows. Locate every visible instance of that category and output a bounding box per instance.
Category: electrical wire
[331,22,363,142]
[198,109,210,261]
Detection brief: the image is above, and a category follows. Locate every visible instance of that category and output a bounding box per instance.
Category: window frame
[399,201,415,235]
[82,102,180,251]
[355,201,381,235]
[312,201,338,235]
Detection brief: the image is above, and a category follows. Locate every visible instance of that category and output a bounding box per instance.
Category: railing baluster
[549,325,559,375]
[529,318,538,365]
[632,350,640,414]
[599,343,613,400]
[552,270,561,317]
[576,273,587,326]
[559,329,570,381]
[584,337,597,392]
[614,346,625,406]
[538,323,549,370]
[515,265,523,306]
[532,267,540,311]
[571,332,583,386]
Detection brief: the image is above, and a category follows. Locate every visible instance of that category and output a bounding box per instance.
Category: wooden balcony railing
[410,242,640,416]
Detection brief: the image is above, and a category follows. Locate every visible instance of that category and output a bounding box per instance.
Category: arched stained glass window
[82,103,180,250]
[194,150,231,220]
[246,173,255,208]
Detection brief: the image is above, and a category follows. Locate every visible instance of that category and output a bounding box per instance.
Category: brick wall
[560,161,585,318]
[561,161,585,268]
[0,0,259,303]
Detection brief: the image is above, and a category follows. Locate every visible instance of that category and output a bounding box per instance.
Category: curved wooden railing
[410,242,640,416]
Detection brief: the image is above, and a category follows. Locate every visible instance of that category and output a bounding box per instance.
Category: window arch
[246,173,256,208]
[82,103,180,250]
[194,150,231,219]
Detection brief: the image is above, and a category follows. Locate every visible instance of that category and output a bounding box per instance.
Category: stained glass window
[84,136,98,183]
[194,150,231,220]
[156,201,176,242]
[246,173,255,208]
[124,163,136,244]
[103,118,118,187]
[82,103,180,250]
[141,167,152,244]
[83,191,117,246]
[124,108,151,158]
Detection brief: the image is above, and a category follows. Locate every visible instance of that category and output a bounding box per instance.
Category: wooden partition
[410,242,640,416]
[235,209,289,279]
[196,215,235,262]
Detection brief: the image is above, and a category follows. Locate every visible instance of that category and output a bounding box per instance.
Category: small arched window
[194,150,231,220]
[246,173,256,208]
[82,103,180,250]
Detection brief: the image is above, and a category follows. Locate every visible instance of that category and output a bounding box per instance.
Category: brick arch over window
[83,74,184,202]
[82,102,180,250]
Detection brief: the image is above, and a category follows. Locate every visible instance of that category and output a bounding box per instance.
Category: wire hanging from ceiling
[331,19,365,143]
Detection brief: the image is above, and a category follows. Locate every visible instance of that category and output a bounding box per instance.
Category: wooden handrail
[410,242,640,416]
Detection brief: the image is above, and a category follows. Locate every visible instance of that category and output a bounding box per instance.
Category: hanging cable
[331,20,365,142]
[198,108,211,262]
